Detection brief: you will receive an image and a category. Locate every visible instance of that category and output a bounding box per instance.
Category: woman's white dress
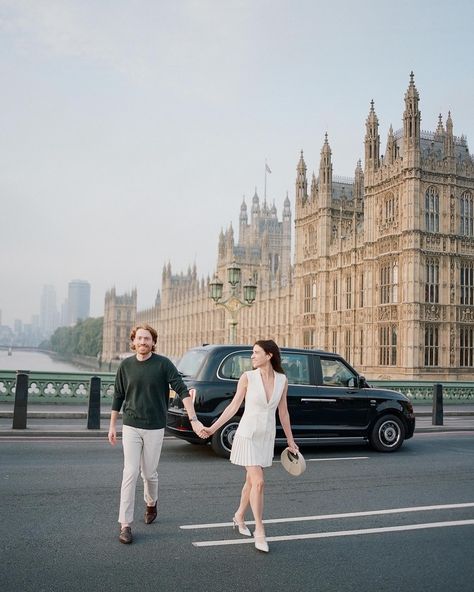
[230,369,286,467]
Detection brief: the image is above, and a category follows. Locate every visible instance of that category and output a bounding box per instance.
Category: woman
[201,339,299,553]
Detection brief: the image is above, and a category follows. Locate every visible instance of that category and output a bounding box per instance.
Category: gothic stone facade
[103,192,293,360]
[102,288,137,361]
[102,74,474,380]
[294,73,474,379]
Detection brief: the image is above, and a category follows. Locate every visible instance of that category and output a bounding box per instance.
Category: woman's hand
[287,439,299,454]
[200,426,214,438]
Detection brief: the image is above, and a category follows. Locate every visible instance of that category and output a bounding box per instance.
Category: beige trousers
[118,425,165,525]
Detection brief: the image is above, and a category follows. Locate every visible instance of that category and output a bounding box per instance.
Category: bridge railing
[0,370,116,402]
[370,380,474,402]
[1,371,474,403]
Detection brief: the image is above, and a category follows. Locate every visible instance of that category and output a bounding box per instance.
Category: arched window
[384,194,395,224]
[425,186,439,232]
[379,260,398,304]
[379,325,397,366]
[460,262,474,305]
[312,281,317,311]
[460,191,474,237]
[425,259,439,303]
[392,262,398,303]
[460,326,474,367]
[424,325,439,366]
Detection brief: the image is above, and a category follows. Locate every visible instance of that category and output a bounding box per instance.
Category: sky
[0,0,473,327]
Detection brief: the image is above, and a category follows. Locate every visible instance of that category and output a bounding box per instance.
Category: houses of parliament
[102,74,474,380]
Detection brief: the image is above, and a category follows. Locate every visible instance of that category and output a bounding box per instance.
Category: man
[108,324,204,544]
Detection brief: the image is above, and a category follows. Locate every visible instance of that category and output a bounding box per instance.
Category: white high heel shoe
[232,516,252,537]
[254,533,269,553]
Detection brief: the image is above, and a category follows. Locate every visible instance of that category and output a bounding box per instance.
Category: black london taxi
[167,344,415,457]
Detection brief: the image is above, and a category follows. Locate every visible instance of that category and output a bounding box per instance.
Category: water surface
[0,350,86,373]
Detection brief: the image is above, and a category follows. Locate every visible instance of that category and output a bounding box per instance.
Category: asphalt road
[1,433,474,592]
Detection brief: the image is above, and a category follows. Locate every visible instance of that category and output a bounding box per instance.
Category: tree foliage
[48,317,103,357]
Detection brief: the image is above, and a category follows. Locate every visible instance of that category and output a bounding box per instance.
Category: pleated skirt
[230,431,275,468]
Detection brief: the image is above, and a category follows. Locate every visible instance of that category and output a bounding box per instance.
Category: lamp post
[209,261,257,344]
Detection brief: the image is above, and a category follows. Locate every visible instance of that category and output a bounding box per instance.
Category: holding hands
[191,424,214,439]
[187,388,212,439]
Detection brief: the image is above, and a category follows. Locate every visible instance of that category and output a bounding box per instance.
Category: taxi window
[281,354,310,385]
[321,358,356,387]
[219,352,253,379]
[177,350,207,378]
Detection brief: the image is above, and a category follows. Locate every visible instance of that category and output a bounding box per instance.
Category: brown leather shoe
[119,526,133,544]
[145,502,157,524]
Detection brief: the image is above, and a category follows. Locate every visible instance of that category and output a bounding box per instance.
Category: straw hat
[280,448,306,476]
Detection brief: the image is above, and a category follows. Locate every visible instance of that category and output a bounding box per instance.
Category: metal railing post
[87,376,101,430]
[13,371,29,429]
[432,383,443,426]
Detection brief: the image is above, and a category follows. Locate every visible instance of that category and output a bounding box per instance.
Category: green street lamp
[243,278,257,304]
[208,262,257,344]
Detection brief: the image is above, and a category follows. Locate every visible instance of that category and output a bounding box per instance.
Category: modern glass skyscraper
[67,280,91,325]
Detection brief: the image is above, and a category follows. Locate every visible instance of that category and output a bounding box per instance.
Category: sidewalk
[0,403,473,438]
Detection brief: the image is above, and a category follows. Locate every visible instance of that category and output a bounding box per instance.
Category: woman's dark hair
[254,339,285,374]
[130,324,157,352]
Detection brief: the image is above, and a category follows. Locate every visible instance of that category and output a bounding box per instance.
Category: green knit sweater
[112,353,190,429]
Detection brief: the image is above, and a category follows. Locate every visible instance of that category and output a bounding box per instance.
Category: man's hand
[190,419,206,437]
[108,427,117,446]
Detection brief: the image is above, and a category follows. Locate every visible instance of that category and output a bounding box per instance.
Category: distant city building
[67,280,91,325]
[102,74,474,380]
[39,285,59,337]
[0,324,13,345]
[102,288,137,360]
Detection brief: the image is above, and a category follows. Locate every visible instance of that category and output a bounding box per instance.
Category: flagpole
[264,160,271,201]
[264,162,267,201]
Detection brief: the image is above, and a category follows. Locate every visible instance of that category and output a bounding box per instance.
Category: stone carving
[425,304,440,321]
[461,308,474,322]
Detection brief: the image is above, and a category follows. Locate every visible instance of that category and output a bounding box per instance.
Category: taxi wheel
[369,414,405,452]
[211,417,240,458]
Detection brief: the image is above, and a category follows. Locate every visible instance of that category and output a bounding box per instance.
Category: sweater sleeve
[166,359,190,400]
[111,363,126,412]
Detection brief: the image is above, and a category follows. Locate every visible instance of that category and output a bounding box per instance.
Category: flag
[265,163,272,174]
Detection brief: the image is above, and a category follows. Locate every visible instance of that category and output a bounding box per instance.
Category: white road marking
[305,456,369,462]
[181,502,474,530]
[415,431,474,436]
[192,519,474,547]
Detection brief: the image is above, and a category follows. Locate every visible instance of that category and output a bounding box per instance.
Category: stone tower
[294,72,474,379]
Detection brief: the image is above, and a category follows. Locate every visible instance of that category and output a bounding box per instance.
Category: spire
[310,172,317,201]
[444,111,454,158]
[251,188,260,214]
[320,133,332,171]
[385,124,396,165]
[283,191,291,219]
[364,100,380,172]
[435,113,445,138]
[354,159,364,204]
[295,149,308,204]
[318,133,333,206]
[402,71,421,166]
[239,196,248,222]
[218,228,225,258]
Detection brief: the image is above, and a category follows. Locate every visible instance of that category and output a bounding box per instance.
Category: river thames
[0,349,86,372]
